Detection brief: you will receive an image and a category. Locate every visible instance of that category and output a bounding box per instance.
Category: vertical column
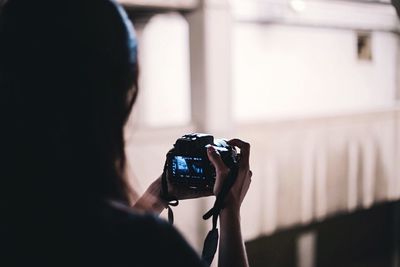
[186,0,233,136]
[396,30,400,101]
[395,0,400,101]
[297,231,317,267]
[126,17,151,129]
[361,138,376,209]
[185,1,233,256]
[301,139,315,224]
[347,141,359,211]
[263,158,278,234]
[315,145,328,220]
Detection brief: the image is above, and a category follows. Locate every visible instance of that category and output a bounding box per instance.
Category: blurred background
[119,0,400,266]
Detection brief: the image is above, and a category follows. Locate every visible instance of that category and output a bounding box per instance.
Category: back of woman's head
[0,0,138,217]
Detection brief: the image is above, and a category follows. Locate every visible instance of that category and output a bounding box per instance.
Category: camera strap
[160,156,239,266]
[201,165,238,266]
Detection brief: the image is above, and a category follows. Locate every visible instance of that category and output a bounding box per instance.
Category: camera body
[166,133,238,190]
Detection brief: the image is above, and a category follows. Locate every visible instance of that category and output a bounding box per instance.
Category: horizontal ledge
[233,106,400,129]
[233,0,399,32]
[234,18,400,33]
[118,0,198,11]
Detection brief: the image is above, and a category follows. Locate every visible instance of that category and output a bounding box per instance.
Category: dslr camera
[165,133,239,190]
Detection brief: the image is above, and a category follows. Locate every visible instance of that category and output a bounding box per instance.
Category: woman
[0,0,252,266]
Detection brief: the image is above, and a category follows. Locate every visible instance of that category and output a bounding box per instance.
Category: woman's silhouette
[0,0,252,266]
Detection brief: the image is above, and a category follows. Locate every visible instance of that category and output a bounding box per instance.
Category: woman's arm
[132,176,214,215]
[206,139,252,267]
[133,138,252,267]
[132,172,214,215]
[219,209,249,267]
[132,178,166,215]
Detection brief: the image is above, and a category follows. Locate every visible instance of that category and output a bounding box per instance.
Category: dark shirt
[1,201,206,267]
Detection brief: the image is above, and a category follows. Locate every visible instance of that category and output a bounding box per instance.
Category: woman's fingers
[227,139,250,168]
[226,139,252,206]
[207,146,230,176]
[228,139,251,188]
[207,146,230,194]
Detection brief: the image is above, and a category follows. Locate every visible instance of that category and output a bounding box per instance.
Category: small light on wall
[290,0,306,13]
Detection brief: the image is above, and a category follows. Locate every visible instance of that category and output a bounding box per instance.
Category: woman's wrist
[132,178,167,214]
[220,206,241,223]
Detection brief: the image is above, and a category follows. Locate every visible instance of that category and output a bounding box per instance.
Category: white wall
[138,13,191,127]
[233,24,399,122]
[135,4,399,126]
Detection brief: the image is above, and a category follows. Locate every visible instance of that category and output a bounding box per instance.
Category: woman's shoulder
[102,200,206,267]
[101,200,171,245]
[106,200,163,229]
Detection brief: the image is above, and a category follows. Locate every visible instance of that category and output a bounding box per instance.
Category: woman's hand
[207,138,252,267]
[132,173,214,215]
[133,138,252,217]
[207,138,252,213]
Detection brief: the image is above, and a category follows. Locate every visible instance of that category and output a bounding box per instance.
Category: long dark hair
[0,0,138,219]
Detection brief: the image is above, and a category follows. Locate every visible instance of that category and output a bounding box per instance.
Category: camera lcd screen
[172,156,206,179]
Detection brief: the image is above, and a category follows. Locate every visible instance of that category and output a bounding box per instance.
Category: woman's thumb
[207,146,229,175]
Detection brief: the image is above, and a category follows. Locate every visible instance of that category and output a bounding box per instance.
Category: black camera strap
[201,165,238,265]
[160,155,239,266]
